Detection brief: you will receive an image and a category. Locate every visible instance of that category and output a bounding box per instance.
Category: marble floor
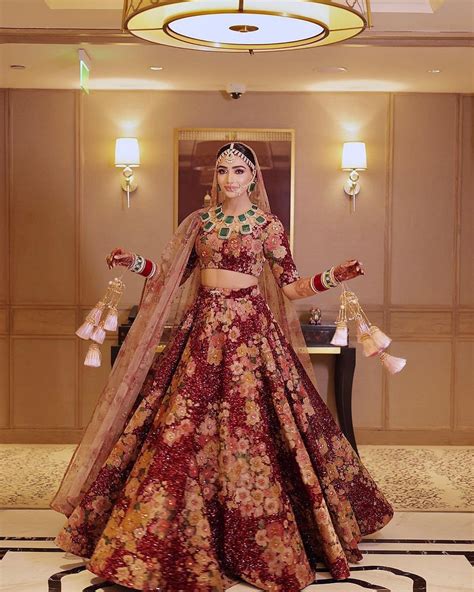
[0,510,472,592]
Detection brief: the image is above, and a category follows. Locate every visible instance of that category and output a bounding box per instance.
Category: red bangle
[138,258,156,279]
[310,273,329,293]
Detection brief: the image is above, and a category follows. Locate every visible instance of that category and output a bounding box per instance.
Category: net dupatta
[51,210,204,517]
[209,145,319,390]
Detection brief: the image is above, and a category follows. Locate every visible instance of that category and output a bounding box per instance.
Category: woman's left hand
[334,259,364,282]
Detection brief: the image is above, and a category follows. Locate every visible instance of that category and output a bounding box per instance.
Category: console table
[111,321,358,455]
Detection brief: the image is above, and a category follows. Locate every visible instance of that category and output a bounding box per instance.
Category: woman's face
[216,153,255,200]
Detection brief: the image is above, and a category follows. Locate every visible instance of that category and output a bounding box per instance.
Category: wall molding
[0,90,472,444]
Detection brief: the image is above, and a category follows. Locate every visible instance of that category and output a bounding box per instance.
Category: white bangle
[130,253,146,274]
[329,266,340,287]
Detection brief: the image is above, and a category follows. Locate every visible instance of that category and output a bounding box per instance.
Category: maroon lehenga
[55,279,393,591]
[55,146,393,591]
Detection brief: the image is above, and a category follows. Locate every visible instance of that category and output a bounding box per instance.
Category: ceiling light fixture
[317,66,348,73]
[122,0,372,52]
[150,66,164,71]
[428,69,442,73]
[10,64,26,70]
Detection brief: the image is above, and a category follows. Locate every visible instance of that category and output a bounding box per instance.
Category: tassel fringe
[103,307,118,331]
[360,333,380,357]
[379,351,407,374]
[332,283,406,374]
[76,320,95,340]
[75,276,126,368]
[370,325,391,350]
[89,302,105,325]
[356,319,370,343]
[331,322,348,346]
[91,323,106,344]
[84,343,102,367]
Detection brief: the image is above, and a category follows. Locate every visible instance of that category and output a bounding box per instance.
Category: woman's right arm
[106,248,157,279]
[106,245,198,286]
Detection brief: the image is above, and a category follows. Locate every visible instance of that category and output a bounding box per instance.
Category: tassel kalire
[333,283,406,374]
[76,276,125,367]
[379,351,407,374]
[84,343,102,368]
[331,297,348,346]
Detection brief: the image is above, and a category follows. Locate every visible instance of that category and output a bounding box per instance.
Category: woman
[53,143,393,591]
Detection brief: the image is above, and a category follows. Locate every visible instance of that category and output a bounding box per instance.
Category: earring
[248,181,256,193]
[217,183,221,192]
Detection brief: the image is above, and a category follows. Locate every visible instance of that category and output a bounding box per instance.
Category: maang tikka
[217,143,256,172]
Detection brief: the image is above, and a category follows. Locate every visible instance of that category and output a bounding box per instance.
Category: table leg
[334,347,359,456]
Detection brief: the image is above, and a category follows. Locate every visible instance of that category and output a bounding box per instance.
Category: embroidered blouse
[180,206,301,289]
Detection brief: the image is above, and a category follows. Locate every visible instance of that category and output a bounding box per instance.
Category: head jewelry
[216,142,256,171]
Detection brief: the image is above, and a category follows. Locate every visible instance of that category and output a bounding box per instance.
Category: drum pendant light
[122,0,372,52]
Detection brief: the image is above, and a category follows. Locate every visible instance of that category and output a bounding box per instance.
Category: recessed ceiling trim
[0,27,472,47]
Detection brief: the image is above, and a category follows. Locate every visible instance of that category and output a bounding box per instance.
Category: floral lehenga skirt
[55,284,393,592]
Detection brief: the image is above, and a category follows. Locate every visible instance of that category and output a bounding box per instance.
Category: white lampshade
[115,138,140,167]
[341,142,367,171]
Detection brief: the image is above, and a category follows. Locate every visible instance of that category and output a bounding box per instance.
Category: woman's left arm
[262,217,364,301]
[282,260,364,301]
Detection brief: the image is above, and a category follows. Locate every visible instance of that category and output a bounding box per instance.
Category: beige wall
[0,89,472,444]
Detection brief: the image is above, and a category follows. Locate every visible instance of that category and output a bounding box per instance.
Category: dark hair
[216,142,256,167]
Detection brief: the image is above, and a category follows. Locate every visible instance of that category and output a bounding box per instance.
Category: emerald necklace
[200,203,267,239]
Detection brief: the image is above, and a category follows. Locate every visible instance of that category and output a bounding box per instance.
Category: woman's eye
[217,168,226,174]
[235,168,245,174]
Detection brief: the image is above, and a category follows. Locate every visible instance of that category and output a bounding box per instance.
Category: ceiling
[0,0,473,92]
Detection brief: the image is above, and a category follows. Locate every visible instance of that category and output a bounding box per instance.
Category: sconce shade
[115,138,140,167]
[342,142,367,170]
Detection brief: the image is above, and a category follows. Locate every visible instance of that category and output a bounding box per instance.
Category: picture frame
[174,128,296,248]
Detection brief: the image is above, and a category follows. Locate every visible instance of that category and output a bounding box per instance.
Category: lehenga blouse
[181,204,301,289]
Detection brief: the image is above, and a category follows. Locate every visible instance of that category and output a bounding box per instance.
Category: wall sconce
[342,142,367,212]
[115,138,140,208]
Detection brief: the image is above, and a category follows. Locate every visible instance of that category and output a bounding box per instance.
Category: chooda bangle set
[310,266,340,294]
[128,253,157,279]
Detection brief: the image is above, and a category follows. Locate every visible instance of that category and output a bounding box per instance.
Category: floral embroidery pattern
[189,209,300,289]
[55,284,393,591]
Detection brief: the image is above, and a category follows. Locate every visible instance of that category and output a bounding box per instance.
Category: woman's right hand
[106,248,134,270]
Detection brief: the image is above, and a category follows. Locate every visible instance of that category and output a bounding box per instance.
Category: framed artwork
[174,128,295,248]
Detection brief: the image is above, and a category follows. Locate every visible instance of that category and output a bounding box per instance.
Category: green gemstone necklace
[199,203,267,240]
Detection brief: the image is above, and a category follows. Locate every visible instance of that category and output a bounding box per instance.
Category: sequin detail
[55,284,394,591]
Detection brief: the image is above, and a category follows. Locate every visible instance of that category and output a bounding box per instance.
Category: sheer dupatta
[51,144,318,518]
[51,210,204,516]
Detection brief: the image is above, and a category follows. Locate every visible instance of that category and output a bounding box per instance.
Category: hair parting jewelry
[216,142,256,171]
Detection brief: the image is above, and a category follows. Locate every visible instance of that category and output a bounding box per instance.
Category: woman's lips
[225,185,238,191]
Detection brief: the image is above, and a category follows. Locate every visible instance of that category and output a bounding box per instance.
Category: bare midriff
[200,268,258,289]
